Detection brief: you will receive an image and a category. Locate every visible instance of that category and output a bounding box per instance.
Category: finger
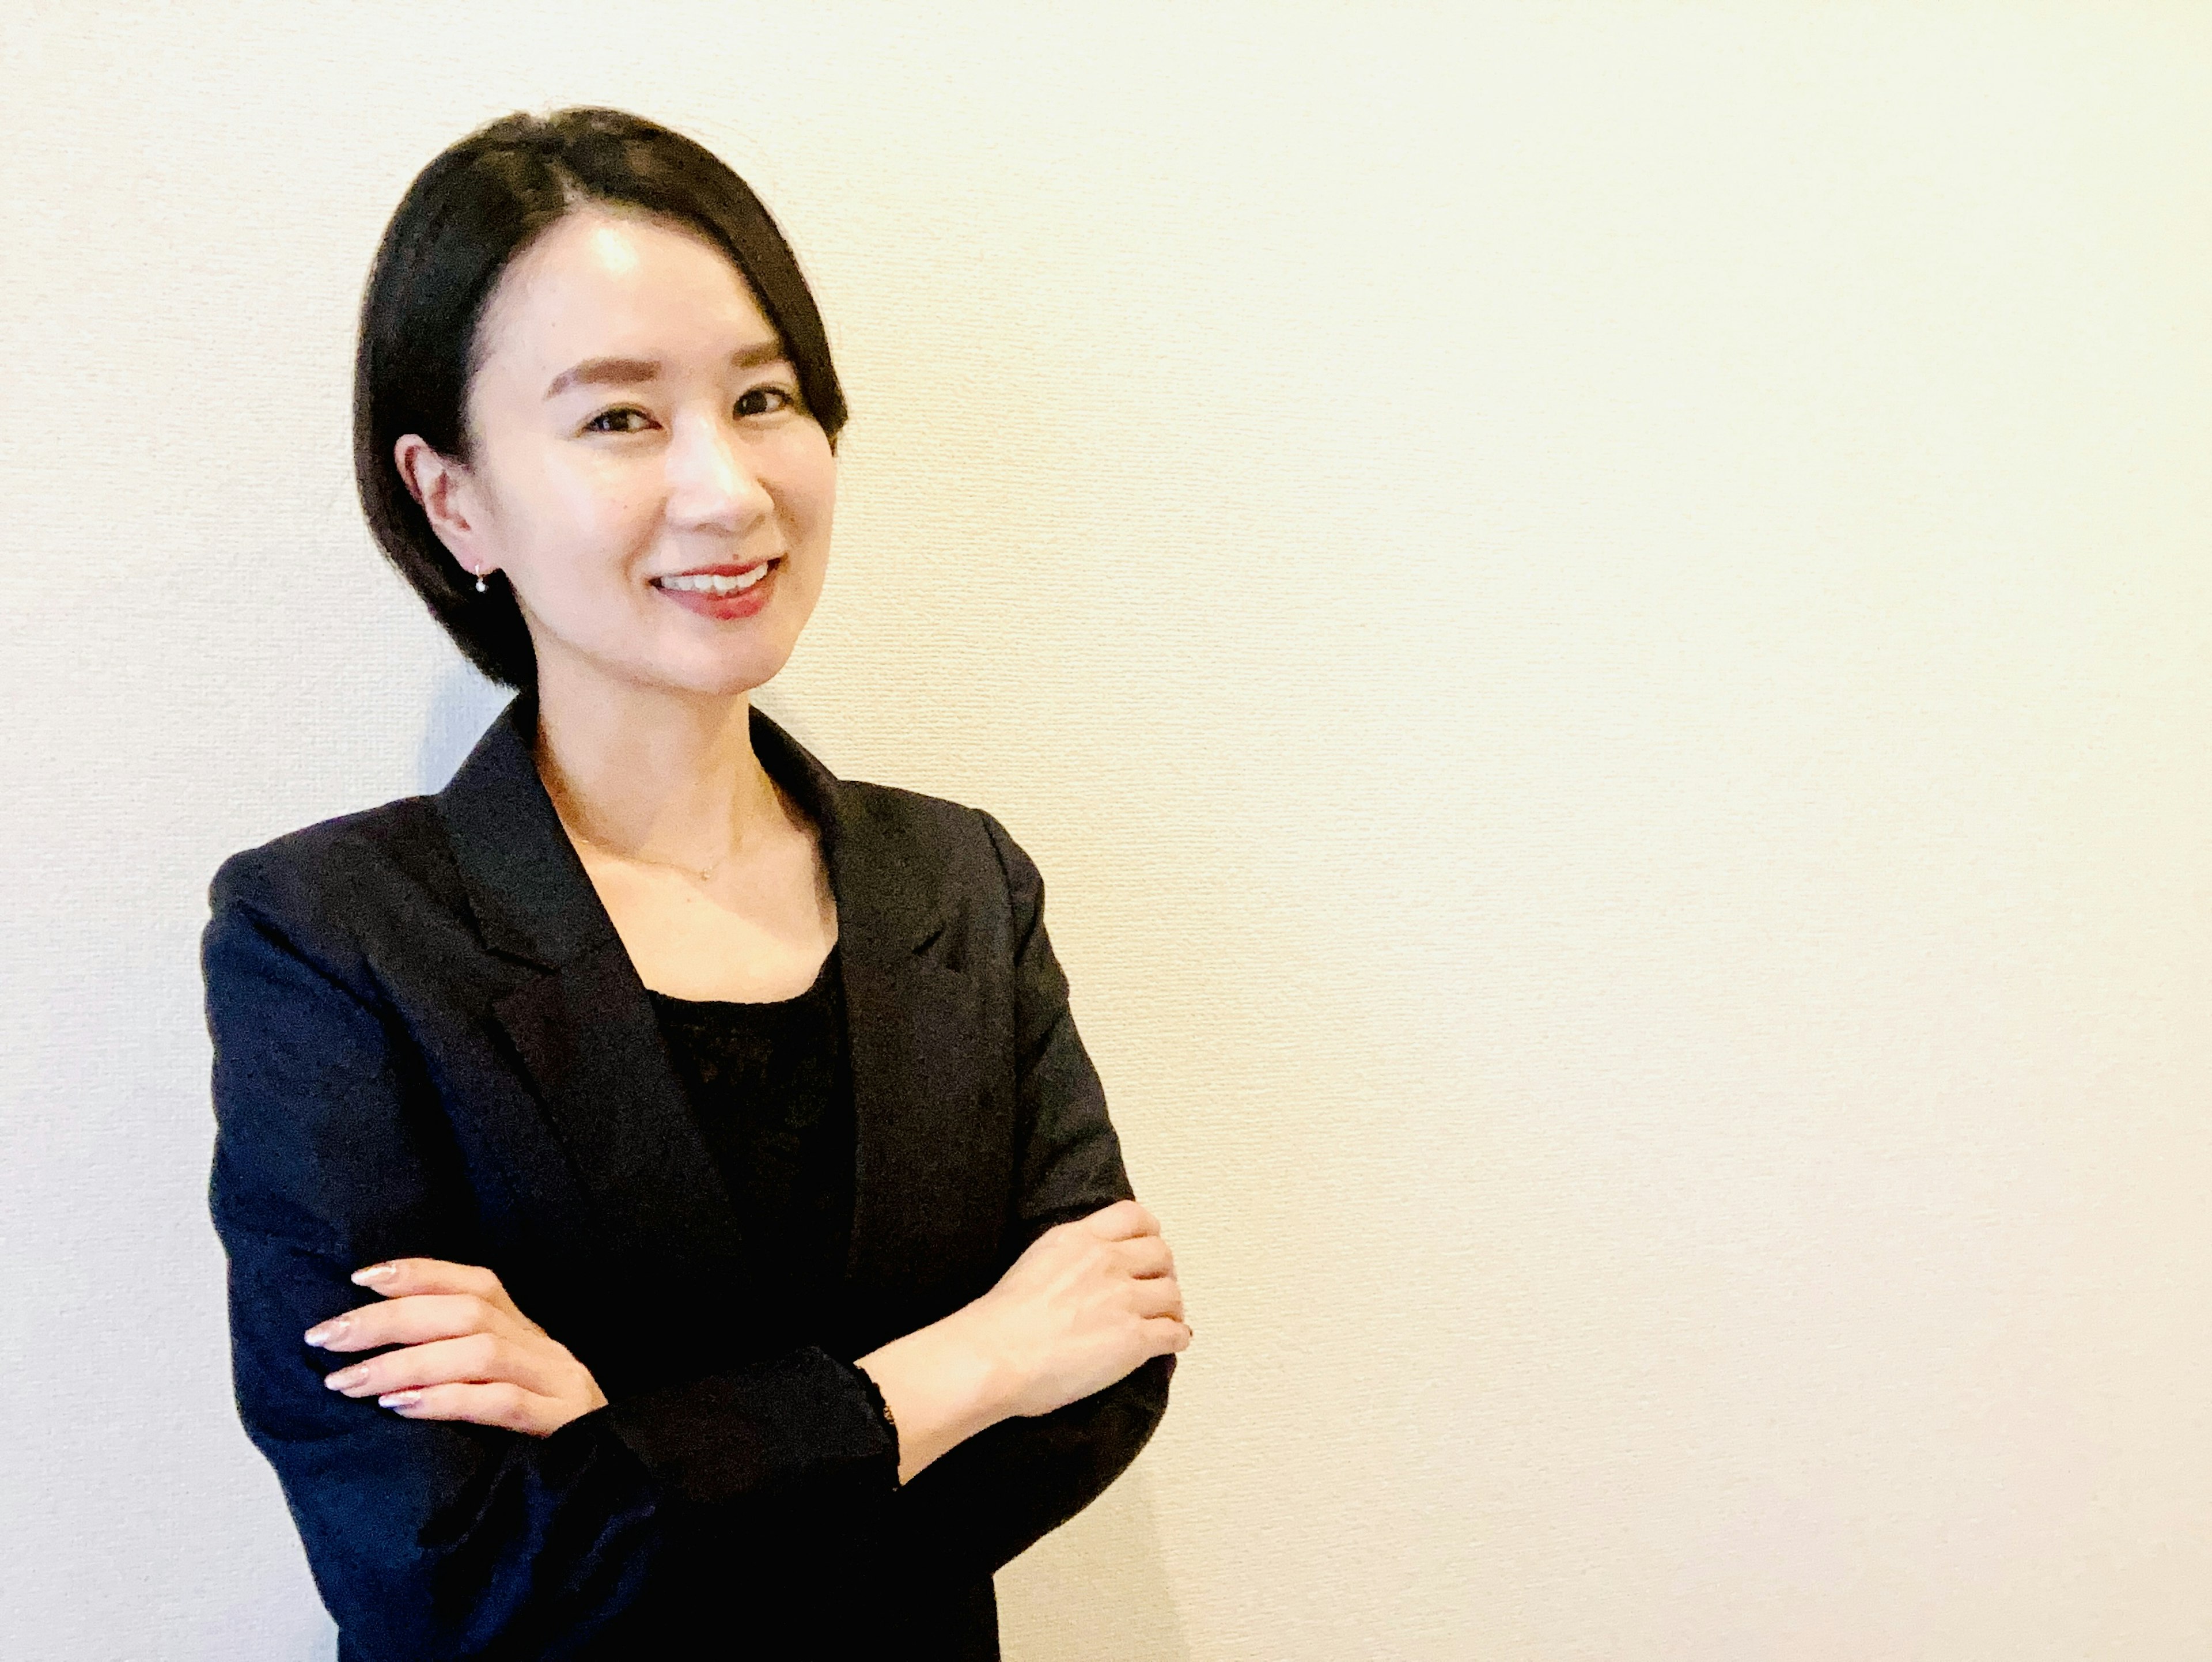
[1115,1236,1175,1279]
[305,1292,521,1354]
[1128,1278,1185,1322]
[376,1381,558,1436]
[1081,1199,1160,1241]
[1141,1315,1193,1355]
[321,1332,567,1400]
[348,1258,513,1310]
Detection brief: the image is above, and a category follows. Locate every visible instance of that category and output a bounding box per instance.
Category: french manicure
[324,1366,366,1391]
[303,1318,349,1347]
[378,1390,423,1409]
[351,1263,397,1286]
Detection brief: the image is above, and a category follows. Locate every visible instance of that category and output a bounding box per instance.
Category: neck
[530,667,785,872]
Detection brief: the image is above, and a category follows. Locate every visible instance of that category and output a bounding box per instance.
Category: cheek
[786,452,838,546]
[522,468,654,584]
[548,463,649,540]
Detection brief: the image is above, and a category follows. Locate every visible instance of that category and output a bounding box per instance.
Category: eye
[736,384,798,419]
[582,406,653,434]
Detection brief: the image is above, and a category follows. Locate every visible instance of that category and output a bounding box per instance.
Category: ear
[393,433,498,580]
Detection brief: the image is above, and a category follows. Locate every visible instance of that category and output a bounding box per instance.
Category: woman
[203,107,1189,1661]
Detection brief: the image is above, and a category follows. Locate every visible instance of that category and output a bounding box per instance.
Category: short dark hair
[353,107,847,690]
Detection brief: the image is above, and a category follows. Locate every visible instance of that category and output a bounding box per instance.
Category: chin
[539,618,806,704]
[654,642,800,701]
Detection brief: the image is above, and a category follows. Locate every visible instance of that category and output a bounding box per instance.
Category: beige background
[3,3,2209,1657]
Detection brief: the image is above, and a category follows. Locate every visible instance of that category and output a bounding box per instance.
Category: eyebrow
[543,340,789,401]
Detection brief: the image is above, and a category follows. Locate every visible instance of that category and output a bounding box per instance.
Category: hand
[304,1258,608,1437]
[855,1199,1189,1482]
[956,1198,1191,1421]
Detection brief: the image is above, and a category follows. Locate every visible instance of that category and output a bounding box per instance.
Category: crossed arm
[300,1193,1182,1477]
[204,813,1185,1657]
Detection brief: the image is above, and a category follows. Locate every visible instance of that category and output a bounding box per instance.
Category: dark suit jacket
[202,694,1173,1661]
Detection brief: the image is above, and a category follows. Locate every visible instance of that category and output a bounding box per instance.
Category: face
[402,205,836,701]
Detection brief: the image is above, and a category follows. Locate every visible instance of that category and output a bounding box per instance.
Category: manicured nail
[351,1263,397,1286]
[378,1390,423,1409]
[303,1318,349,1347]
[324,1365,366,1391]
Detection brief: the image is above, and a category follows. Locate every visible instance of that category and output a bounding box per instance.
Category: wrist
[856,1305,1023,1482]
[931,1302,1024,1428]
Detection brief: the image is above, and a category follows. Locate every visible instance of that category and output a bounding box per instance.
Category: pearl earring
[472,565,488,594]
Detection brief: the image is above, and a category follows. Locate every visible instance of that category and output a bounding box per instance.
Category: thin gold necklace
[553,792,778,885]
[574,828,725,884]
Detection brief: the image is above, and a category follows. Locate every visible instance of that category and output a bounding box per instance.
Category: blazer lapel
[436,694,987,1314]
[437,695,743,1281]
[837,946,984,1294]
[747,715,990,1298]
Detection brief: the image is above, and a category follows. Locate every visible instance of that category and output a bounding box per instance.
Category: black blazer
[202,694,1173,1661]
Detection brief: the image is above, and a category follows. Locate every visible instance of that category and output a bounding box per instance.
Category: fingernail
[351,1263,396,1286]
[378,1390,423,1409]
[303,1318,349,1347]
[324,1365,366,1391]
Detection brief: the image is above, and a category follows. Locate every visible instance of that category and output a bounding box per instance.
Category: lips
[650,560,776,596]
[650,558,782,620]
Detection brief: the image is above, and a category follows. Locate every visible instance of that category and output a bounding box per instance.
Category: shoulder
[830,777,1043,905]
[206,795,463,975]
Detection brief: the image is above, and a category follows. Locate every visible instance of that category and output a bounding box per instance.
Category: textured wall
[3,4,2209,1657]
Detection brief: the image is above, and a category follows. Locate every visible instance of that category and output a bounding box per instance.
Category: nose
[662,408,774,534]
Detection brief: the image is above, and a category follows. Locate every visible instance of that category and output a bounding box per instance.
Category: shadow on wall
[996,1460,1190,1659]
[416,665,514,793]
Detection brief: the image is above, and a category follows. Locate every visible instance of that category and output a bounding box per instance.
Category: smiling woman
[355,113,846,703]
[205,108,1187,1661]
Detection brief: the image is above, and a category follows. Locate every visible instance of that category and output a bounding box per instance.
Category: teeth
[658,565,772,595]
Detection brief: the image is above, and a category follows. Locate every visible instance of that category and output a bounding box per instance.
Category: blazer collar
[435,690,942,972]
[431,691,967,1345]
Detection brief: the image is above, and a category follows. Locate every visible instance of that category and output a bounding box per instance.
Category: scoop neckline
[643,943,839,1012]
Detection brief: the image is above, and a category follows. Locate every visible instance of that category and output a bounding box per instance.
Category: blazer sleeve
[877,811,1177,1581]
[203,860,900,1662]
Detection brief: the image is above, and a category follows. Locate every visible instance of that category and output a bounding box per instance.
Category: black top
[645,944,857,1364]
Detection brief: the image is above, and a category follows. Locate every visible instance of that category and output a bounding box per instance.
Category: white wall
[4,3,2209,1656]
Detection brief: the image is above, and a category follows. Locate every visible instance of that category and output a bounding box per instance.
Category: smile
[652,562,775,595]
